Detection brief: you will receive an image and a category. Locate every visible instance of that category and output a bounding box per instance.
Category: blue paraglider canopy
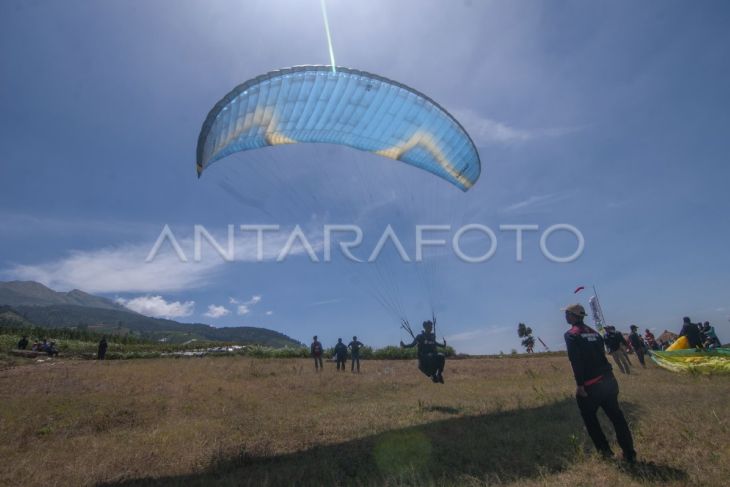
[196,65,481,191]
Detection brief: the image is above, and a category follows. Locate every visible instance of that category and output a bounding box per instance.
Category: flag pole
[593,284,607,328]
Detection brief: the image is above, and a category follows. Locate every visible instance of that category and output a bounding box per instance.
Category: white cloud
[453,109,583,147]
[454,109,532,145]
[501,193,570,213]
[5,243,219,293]
[232,295,263,315]
[446,326,512,354]
[265,310,273,316]
[2,226,322,293]
[309,298,343,306]
[116,295,195,319]
[204,304,230,318]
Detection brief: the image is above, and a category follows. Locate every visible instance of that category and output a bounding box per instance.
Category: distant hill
[0,281,302,348]
[0,281,125,310]
[0,305,36,328]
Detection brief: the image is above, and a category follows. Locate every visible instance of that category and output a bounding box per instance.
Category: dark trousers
[336,356,346,370]
[418,353,445,377]
[634,347,646,367]
[313,355,323,370]
[351,354,360,372]
[576,373,635,459]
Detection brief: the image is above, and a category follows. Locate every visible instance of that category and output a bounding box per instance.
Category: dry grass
[0,355,727,486]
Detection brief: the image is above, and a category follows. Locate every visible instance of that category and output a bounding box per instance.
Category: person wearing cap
[563,304,636,463]
[628,325,647,368]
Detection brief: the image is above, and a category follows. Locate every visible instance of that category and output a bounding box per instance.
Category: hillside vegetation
[0,281,302,347]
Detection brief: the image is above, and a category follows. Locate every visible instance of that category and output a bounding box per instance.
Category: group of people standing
[562,305,725,465]
[603,325,648,374]
[310,335,365,372]
[601,316,723,375]
[309,320,448,383]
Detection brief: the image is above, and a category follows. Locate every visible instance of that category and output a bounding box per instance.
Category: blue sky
[1,0,729,353]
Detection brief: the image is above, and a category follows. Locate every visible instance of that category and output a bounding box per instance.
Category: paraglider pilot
[400,320,446,383]
[563,304,636,463]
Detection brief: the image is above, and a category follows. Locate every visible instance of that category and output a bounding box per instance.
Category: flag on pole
[589,295,606,332]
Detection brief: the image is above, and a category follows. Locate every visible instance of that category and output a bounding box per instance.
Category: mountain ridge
[0,281,302,347]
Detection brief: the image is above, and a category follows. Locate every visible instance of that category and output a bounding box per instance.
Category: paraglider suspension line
[319,0,337,73]
[401,319,415,340]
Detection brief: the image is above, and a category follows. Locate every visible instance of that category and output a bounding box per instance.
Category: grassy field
[0,355,727,486]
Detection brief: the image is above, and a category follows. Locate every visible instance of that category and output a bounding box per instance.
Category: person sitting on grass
[45,341,59,357]
[400,320,446,384]
[702,322,721,349]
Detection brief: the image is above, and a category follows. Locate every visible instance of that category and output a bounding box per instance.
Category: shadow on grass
[419,404,462,415]
[99,398,686,487]
[620,461,688,483]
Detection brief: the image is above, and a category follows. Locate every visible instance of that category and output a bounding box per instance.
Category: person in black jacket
[563,304,636,463]
[604,326,631,374]
[98,336,108,360]
[334,338,348,371]
[400,320,446,383]
[679,317,703,349]
[17,336,29,350]
[628,325,646,368]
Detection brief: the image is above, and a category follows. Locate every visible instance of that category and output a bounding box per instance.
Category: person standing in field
[563,304,636,463]
[644,329,659,351]
[17,335,29,350]
[604,326,631,374]
[628,325,646,368]
[348,336,364,373]
[311,335,323,372]
[334,338,348,371]
[98,336,108,360]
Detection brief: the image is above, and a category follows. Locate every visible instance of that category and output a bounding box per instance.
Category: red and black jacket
[564,324,613,387]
